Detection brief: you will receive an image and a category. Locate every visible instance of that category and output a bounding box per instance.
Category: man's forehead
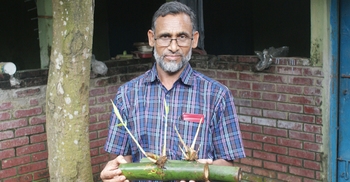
[154,14,193,34]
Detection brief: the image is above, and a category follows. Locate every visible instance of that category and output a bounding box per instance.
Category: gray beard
[153,48,192,73]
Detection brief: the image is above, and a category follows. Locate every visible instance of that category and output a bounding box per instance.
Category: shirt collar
[146,63,194,86]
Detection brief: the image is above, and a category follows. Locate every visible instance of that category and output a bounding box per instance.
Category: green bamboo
[119,160,242,182]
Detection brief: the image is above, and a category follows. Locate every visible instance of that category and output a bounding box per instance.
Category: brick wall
[0,55,323,182]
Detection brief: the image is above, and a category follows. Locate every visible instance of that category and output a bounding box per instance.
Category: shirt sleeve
[104,91,131,156]
[213,89,246,160]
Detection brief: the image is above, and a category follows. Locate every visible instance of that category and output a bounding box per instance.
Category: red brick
[253,133,276,144]
[16,143,45,156]
[18,161,47,174]
[240,123,262,133]
[98,129,109,138]
[240,157,262,167]
[15,88,41,98]
[276,66,303,75]
[89,98,96,105]
[217,71,238,79]
[2,155,31,169]
[277,138,302,149]
[237,56,258,63]
[315,116,322,125]
[304,160,321,170]
[252,83,276,92]
[90,148,99,156]
[304,105,321,115]
[290,77,313,85]
[90,131,98,140]
[0,168,17,179]
[15,125,45,137]
[0,137,29,150]
[0,130,14,140]
[289,95,314,105]
[241,131,252,140]
[253,167,277,178]
[277,173,302,182]
[304,87,322,96]
[243,148,252,157]
[289,166,315,178]
[316,134,322,143]
[277,155,302,166]
[239,107,262,116]
[89,88,106,97]
[239,91,261,99]
[263,75,288,83]
[289,148,315,160]
[0,119,28,131]
[30,133,47,143]
[303,67,323,77]
[252,117,276,127]
[0,149,15,160]
[238,115,251,123]
[264,161,288,172]
[240,73,261,81]
[289,130,315,141]
[234,98,251,107]
[107,85,120,94]
[304,142,321,152]
[92,164,101,174]
[97,95,115,104]
[253,150,276,161]
[90,138,107,149]
[32,151,48,161]
[0,111,11,121]
[242,140,262,150]
[89,122,108,131]
[29,99,39,106]
[99,113,112,122]
[89,105,107,115]
[289,113,315,123]
[264,127,287,137]
[263,110,288,120]
[262,93,287,102]
[4,174,33,182]
[90,115,98,123]
[33,169,49,180]
[234,163,252,173]
[29,116,46,125]
[14,107,42,118]
[94,78,110,87]
[276,85,302,94]
[276,103,303,113]
[252,100,276,110]
[263,144,288,155]
[0,102,13,111]
[315,78,322,86]
[91,154,110,165]
[229,81,251,89]
[277,120,302,131]
[304,124,322,134]
[315,96,322,106]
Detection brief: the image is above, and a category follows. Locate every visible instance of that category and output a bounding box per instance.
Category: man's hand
[100,155,129,182]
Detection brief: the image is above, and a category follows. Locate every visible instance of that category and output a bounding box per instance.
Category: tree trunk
[46,0,94,181]
[120,160,242,182]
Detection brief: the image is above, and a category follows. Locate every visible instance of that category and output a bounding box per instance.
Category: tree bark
[46,0,94,181]
[120,160,242,182]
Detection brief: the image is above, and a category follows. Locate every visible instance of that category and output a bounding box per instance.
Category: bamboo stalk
[119,160,242,182]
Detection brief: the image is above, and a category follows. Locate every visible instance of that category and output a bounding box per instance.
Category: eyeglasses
[154,35,193,47]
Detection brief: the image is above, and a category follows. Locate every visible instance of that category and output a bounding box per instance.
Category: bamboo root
[119,160,241,182]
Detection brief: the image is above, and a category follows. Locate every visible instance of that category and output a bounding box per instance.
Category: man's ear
[148,30,155,47]
[191,31,199,48]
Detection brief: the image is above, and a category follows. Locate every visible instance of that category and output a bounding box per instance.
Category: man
[101,2,245,181]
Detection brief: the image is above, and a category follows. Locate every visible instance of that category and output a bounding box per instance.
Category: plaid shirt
[104,63,245,162]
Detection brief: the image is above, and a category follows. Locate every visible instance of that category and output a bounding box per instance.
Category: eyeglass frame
[153,34,194,47]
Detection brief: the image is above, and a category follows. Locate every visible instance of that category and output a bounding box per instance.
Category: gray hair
[151,1,197,33]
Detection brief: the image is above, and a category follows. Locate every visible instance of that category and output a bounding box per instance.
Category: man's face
[148,13,199,73]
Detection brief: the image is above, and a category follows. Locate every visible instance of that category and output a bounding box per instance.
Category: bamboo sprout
[110,100,156,163]
[119,159,242,182]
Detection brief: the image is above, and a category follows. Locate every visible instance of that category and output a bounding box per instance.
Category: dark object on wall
[255,46,289,71]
